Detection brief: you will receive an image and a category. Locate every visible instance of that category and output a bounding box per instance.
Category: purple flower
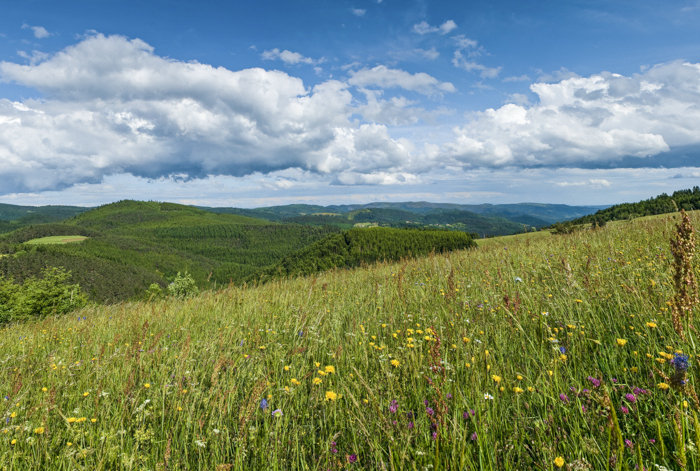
[432,432,437,440]
[423,399,429,406]
[671,353,690,372]
[426,407,435,416]
[620,406,629,415]
[633,387,648,395]
[348,454,357,463]
[625,439,633,449]
[462,411,470,420]
[389,400,398,414]
[587,376,601,388]
[625,393,636,403]
[560,346,566,354]
[471,432,478,441]
[260,398,268,411]
[272,409,283,417]
[470,409,475,416]
[408,422,414,429]
[446,393,453,400]
[559,393,569,404]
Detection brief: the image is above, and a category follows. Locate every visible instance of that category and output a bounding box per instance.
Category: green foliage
[167,271,199,298]
[574,187,700,224]
[258,227,475,280]
[0,267,87,322]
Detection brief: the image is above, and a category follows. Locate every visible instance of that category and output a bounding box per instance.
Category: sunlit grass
[1,212,699,469]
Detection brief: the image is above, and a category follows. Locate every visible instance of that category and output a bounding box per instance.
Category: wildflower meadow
[2,211,700,470]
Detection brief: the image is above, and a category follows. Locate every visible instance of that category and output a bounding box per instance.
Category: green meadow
[23,236,89,245]
[1,211,700,469]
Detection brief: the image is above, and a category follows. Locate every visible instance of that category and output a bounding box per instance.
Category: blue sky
[1,0,699,208]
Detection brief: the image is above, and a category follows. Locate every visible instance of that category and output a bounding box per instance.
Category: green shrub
[167,271,199,298]
[0,267,87,322]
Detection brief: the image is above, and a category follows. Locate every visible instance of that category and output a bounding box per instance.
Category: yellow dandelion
[41,387,47,392]
[318,370,327,376]
[284,365,290,371]
[34,427,45,434]
[10,412,16,418]
[324,365,336,374]
[554,456,565,468]
[516,375,523,380]
[67,417,77,423]
[513,387,524,394]
[657,382,670,390]
[91,418,97,423]
[616,339,627,346]
[144,383,150,388]
[325,391,338,401]
[11,439,16,445]
[646,322,657,328]
[312,378,322,386]
[492,375,502,383]
[315,362,320,368]
[391,359,400,367]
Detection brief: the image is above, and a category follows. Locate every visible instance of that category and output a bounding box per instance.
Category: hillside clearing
[23,235,89,245]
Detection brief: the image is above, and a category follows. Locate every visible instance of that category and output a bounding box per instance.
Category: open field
[1,211,700,469]
[23,236,89,245]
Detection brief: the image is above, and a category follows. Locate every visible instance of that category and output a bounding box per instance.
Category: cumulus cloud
[351,8,366,17]
[412,20,457,35]
[347,65,456,95]
[414,47,440,60]
[22,23,50,39]
[261,48,323,65]
[442,61,700,168]
[0,34,416,194]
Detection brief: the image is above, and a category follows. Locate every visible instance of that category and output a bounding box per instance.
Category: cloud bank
[0,34,699,196]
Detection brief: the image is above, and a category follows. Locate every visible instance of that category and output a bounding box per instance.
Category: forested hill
[0,203,87,235]
[0,201,342,303]
[571,187,700,225]
[254,227,476,281]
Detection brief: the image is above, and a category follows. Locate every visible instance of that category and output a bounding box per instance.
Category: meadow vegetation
[1,210,700,469]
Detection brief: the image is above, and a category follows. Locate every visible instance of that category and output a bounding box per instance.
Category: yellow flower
[312,378,322,386]
[67,417,77,423]
[527,387,534,392]
[657,382,670,390]
[513,387,524,393]
[67,442,72,447]
[492,375,502,383]
[616,339,627,346]
[516,375,523,380]
[560,354,567,362]
[318,370,327,376]
[391,359,400,367]
[324,365,336,374]
[554,456,565,468]
[284,365,290,371]
[325,391,338,401]
[177,406,183,411]
[182,389,188,394]
[34,427,45,434]
[144,383,150,388]
[291,378,301,386]
[83,391,90,397]
[91,418,97,423]
[465,362,471,368]
[646,322,657,328]
[10,412,16,418]
[499,386,505,392]
[10,439,16,445]
[41,387,48,392]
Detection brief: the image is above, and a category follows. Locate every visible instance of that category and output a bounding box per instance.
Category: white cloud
[348,65,456,95]
[412,20,457,35]
[0,34,416,194]
[451,35,501,79]
[351,8,366,17]
[261,48,323,65]
[442,61,700,167]
[22,23,51,39]
[503,74,531,82]
[17,50,50,65]
[415,47,440,60]
[555,179,612,188]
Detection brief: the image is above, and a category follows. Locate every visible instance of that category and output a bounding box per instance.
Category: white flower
[484,393,494,400]
[194,439,206,448]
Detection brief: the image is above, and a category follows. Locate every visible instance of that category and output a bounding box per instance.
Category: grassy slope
[1,211,699,468]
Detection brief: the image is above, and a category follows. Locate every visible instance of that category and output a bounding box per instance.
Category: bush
[167,271,199,298]
[0,267,88,323]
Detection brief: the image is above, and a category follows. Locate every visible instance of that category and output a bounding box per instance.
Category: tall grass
[1,212,699,470]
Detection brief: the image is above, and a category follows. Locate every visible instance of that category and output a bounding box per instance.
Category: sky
[0,0,699,208]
